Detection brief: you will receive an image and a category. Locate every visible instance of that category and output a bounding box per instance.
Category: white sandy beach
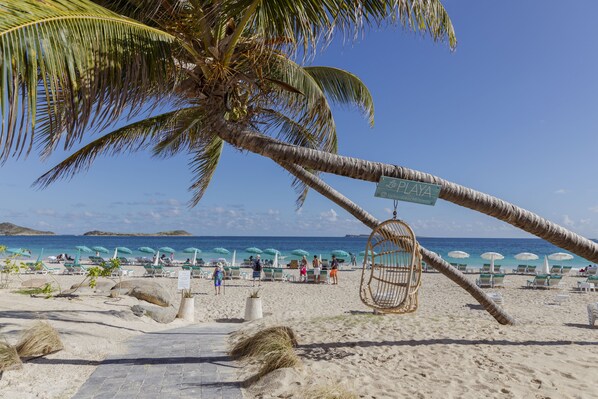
[0,264,597,398]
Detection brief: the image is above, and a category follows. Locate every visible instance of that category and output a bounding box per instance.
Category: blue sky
[1,1,597,237]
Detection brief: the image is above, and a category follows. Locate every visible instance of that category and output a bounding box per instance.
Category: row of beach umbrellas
[447,250,575,274]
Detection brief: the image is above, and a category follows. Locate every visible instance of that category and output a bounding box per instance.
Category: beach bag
[360,218,422,314]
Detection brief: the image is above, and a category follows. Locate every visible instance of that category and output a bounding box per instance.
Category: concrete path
[73,323,243,399]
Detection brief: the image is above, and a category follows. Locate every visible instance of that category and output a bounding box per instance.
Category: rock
[21,278,49,288]
[112,279,173,307]
[130,304,178,323]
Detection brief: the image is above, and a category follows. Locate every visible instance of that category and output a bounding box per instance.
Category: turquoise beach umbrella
[331,250,349,257]
[75,246,92,253]
[138,247,156,254]
[159,247,176,253]
[291,249,309,257]
[213,247,230,255]
[116,246,133,254]
[92,246,110,254]
[113,246,133,259]
[263,248,280,255]
[7,248,31,257]
[245,247,263,254]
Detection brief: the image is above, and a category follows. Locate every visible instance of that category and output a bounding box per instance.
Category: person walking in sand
[312,255,321,283]
[252,255,262,286]
[330,255,339,285]
[213,264,224,295]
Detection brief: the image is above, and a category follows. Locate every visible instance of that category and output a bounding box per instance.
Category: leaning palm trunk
[220,129,598,263]
[279,162,516,325]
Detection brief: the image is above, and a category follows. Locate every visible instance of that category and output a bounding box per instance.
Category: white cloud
[320,209,338,222]
[554,189,566,194]
[590,205,598,213]
[563,215,574,227]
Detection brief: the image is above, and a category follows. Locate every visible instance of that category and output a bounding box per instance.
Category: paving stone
[72,324,242,399]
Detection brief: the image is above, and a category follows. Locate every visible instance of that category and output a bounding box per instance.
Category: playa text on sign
[374,176,441,206]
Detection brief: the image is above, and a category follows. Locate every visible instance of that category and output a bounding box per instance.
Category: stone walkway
[73,323,243,399]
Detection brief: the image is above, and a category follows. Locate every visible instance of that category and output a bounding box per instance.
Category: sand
[1,264,597,398]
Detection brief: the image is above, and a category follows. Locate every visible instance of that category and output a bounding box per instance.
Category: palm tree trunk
[279,161,516,325]
[218,128,598,262]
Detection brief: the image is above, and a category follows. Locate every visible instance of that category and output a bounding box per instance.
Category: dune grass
[16,321,64,358]
[0,341,22,371]
[302,384,359,399]
[230,326,297,359]
[230,326,300,379]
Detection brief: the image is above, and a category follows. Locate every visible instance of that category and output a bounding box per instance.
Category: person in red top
[330,255,339,285]
[300,255,308,282]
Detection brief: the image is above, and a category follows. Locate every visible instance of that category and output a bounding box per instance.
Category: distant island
[0,222,55,236]
[83,230,192,236]
[345,234,370,238]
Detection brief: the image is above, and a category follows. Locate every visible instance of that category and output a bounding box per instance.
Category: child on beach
[330,255,339,285]
[300,256,308,282]
[213,264,223,295]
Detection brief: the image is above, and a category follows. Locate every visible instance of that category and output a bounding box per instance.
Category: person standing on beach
[213,264,223,295]
[252,255,262,287]
[350,253,357,267]
[312,255,321,283]
[330,255,339,285]
[300,256,308,282]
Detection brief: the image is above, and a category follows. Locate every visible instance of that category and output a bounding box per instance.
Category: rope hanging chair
[360,217,422,314]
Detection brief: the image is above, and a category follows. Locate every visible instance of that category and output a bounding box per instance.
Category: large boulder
[112,279,173,307]
[131,304,178,324]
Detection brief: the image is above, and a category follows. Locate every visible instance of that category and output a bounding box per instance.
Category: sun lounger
[577,276,598,292]
[143,265,157,277]
[515,265,527,274]
[64,263,87,275]
[224,266,242,279]
[25,261,61,274]
[450,262,458,268]
[550,265,562,275]
[481,264,491,273]
[262,268,274,281]
[457,264,468,273]
[476,274,493,288]
[118,257,132,266]
[492,274,505,288]
[527,274,549,289]
[525,265,537,275]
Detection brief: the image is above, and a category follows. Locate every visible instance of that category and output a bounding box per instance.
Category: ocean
[0,235,595,270]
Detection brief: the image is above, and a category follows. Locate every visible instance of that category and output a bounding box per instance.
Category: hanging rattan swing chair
[360,217,422,314]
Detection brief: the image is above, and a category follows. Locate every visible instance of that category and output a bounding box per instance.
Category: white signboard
[177,270,191,290]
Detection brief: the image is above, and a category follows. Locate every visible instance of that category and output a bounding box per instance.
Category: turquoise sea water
[0,236,595,270]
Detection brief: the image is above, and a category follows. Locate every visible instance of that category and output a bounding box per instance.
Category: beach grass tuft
[0,341,22,371]
[302,384,359,399]
[230,326,297,359]
[16,321,64,359]
[231,325,300,379]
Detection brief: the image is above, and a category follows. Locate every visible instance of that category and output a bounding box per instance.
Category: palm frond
[0,0,177,161]
[304,66,374,127]
[188,136,224,206]
[33,108,199,188]
[266,55,337,152]
[227,0,456,56]
[291,169,318,210]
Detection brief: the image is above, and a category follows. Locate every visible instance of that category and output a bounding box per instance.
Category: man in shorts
[312,255,321,283]
[330,255,339,285]
[252,255,262,286]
